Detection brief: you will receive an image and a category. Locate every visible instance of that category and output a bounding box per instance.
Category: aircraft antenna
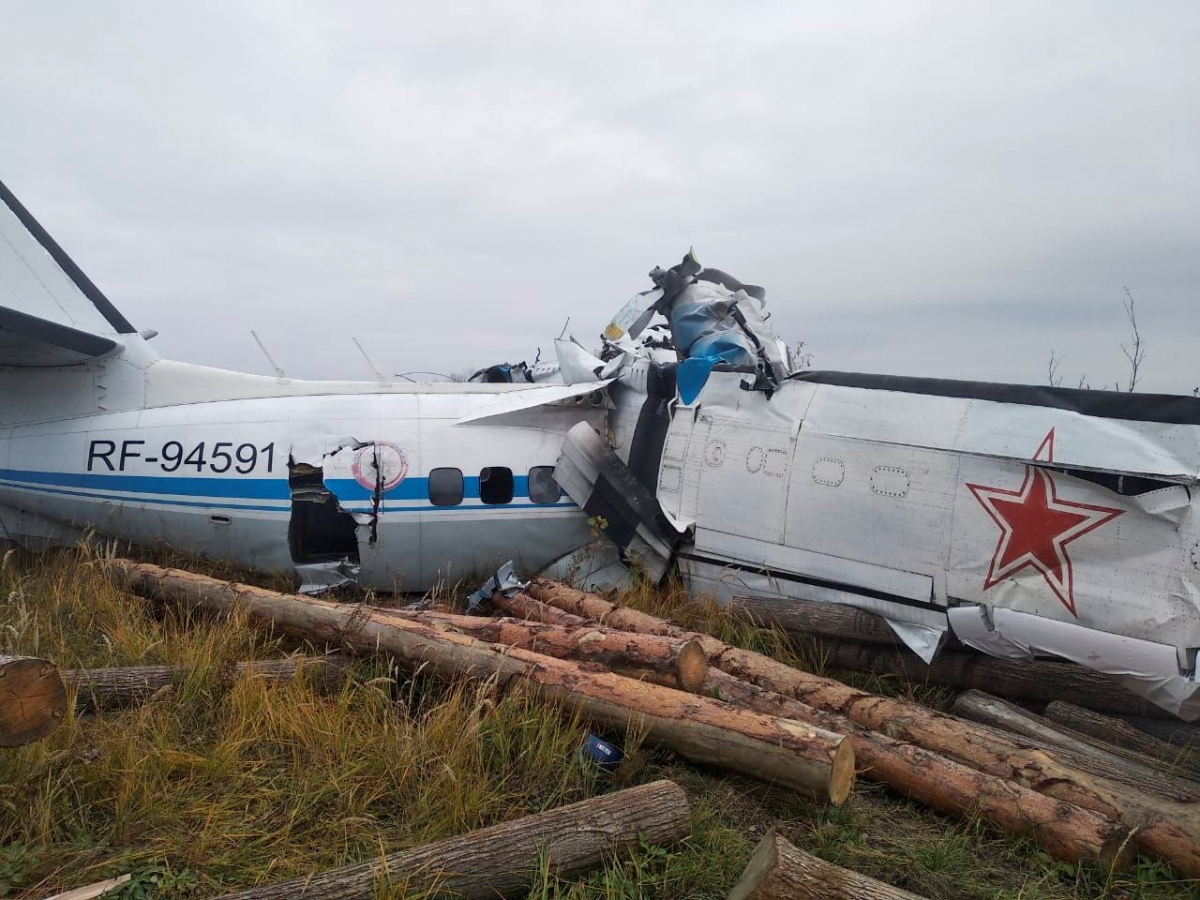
[353,337,388,383]
[250,330,287,379]
[394,371,451,382]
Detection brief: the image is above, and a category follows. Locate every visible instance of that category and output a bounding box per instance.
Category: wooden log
[66,656,351,713]
[728,828,928,900]
[729,595,913,647]
[492,591,591,627]
[528,582,1200,876]
[1044,701,1197,768]
[108,561,855,804]
[953,690,1200,802]
[527,579,692,632]
[377,609,710,693]
[1117,714,1200,749]
[211,779,690,900]
[784,682,1200,875]
[798,636,1171,719]
[1045,702,1200,775]
[1045,701,1184,759]
[0,655,68,746]
[707,670,1133,869]
[526,580,825,699]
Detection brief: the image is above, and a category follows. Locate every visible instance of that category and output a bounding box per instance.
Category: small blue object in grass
[579,732,623,773]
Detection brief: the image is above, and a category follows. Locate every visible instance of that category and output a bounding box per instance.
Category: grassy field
[0,546,1195,899]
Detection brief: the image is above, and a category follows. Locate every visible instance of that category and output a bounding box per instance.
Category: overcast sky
[3,2,1197,392]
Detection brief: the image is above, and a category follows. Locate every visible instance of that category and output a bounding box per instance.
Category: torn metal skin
[286,440,368,594]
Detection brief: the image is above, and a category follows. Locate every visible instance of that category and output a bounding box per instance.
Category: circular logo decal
[352,442,409,493]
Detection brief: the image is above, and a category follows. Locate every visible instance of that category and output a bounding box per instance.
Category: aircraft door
[655,403,705,527]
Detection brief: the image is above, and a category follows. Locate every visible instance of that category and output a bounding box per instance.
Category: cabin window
[528,466,562,504]
[428,467,464,506]
[479,466,514,505]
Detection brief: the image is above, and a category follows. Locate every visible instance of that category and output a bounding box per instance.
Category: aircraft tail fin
[0,178,147,367]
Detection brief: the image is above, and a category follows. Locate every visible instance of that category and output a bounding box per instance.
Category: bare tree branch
[1047,350,1064,388]
[1119,286,1146,393]
[790,340,814,371]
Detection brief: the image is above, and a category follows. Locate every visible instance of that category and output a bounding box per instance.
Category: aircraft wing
[0,178,135,366]
[454,380,613,425]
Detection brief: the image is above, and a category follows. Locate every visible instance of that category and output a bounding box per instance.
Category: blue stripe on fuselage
[0,479,288,513]
[0,468,292,499]
[0,468,571,512]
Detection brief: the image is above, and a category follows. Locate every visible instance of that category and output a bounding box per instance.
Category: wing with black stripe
[0,177,135,367]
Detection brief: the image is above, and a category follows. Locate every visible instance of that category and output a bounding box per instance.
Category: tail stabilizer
[0,178,141,367]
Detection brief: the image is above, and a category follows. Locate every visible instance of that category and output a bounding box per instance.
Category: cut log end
[828,738,856,807]
[727,828,783,900]
[0,655,68,747]
[728,828,928,899]
[676,639,709,694]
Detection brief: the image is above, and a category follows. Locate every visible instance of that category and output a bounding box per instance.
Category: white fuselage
[641,369,1200,714]
[0,358,605,591]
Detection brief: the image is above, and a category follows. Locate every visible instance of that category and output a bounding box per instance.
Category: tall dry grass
[0,548,603,896]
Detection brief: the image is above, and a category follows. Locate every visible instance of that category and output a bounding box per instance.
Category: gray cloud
[2,1,1196,392]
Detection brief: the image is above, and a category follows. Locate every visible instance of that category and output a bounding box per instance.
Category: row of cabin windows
[427,465,562,507]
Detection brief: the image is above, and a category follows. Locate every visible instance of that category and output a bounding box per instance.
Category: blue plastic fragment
[669,292,756,367]
[579,732,624,773]
[677,356,717,405]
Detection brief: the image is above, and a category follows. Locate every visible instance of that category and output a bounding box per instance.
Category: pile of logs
[55,559,1196,891]
[529,580,1200,873]
[105,561,856,806]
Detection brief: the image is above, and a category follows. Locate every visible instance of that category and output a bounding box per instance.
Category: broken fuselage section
[548,252,1200,719]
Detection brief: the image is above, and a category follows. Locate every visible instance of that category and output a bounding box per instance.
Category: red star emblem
[966,429,1123,617]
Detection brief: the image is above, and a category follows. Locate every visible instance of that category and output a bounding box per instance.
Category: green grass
[0,547,1195,898]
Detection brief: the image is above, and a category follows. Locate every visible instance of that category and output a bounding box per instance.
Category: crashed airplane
[2,179,1198,719]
